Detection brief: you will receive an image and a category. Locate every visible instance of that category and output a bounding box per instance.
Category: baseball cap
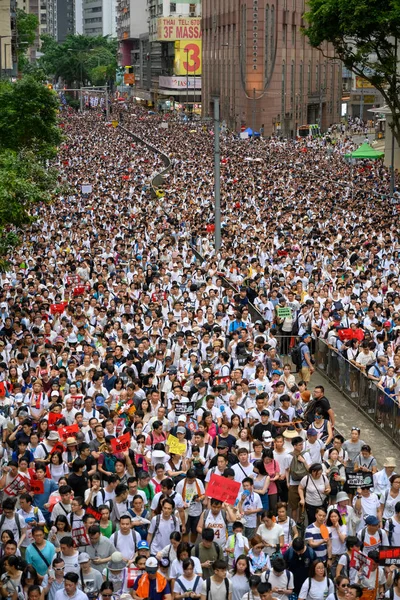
[176,426,186,434]
[177,415,186,422]
[307,428,318,436]
[95,395,106,407]
[260,410,270,417]
[217,440,229,449]
[138,540,149,550]
[78,553,91,564]
[145,557,158,574]
[262,431,273,441]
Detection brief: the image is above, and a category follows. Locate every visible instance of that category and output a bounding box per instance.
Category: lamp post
[185,47,189,119]
[390,36,398,196]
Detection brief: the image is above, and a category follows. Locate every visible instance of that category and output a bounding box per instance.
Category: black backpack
[206,577,229,600]
[290,344,303,371]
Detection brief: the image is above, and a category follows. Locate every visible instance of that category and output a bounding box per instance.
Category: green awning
[351,143,384,159]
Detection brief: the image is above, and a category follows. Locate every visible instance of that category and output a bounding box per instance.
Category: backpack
[360,526,383,552]
[0,514,21,538]
[291,313,300,336]
[150,514,177,550]
[206,577,229,600]
[194,541,221,559]
[387,518,395,545]
[290,344,303,372]
[104,453,117,473]
[275,409,290,434]
[113,529,137,553]
[176,576,201,595]
[323,460,341,496]
[289,451,308,482]
[38,442,50,459]
[203,508,228,528]
[263,569,291,589]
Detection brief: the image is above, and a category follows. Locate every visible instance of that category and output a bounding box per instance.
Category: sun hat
[78,553,91,564]
[384,457,397,468]
[108,552,127,571]
[335,491,350,503]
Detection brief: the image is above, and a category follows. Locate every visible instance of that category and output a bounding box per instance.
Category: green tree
[15,8,39,72]
[0,150,58,270]
[303,0,400,145]
[0,76,62,159]
[39,34,117,87]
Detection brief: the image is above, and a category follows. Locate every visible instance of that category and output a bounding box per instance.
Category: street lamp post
[185,48,189,119]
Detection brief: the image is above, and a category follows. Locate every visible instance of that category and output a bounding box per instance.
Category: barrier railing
[314,337,400,449]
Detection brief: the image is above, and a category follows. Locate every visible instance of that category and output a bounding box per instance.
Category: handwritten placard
[3,474,27,497]
[206,473,241,505]
[29,480,44,494]
[167,434,187,456]
[110,432,131,453]
[350,548,373,578]
[175,402,195,416]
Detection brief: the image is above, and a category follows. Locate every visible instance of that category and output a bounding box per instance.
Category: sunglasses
[351,427,360,432]
[340,584,349,588]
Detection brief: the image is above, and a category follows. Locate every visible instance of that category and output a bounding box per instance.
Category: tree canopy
[39,34,118,87]
[15,8,39,72]
[0,77,62,160]
[304,0,400,144]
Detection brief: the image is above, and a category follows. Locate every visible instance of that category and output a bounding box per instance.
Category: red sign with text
[111,432,131,453]
[206,473,240,505]
[58,423,79,442]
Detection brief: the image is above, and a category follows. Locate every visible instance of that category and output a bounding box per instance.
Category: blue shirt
[300,342,310,367]
[33,478,58,514]
[25,540,56,575]
[304,523,331,561]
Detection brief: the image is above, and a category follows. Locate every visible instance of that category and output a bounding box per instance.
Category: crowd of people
[0,101,398,600]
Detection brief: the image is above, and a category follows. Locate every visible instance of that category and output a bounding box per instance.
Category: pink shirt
[264,459,280,495]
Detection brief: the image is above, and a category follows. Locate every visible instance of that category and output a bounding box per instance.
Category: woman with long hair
[231,555,251,600]
[262,449,280,513]
[252,461,270,511]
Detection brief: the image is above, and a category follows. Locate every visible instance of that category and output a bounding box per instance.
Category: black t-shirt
[283,546,317,593]
[67,472,88,498]
[252,422,278,441]
[312,396,331,421]
[211,434,237,451]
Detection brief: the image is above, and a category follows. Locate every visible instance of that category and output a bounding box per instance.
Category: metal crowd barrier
[314,337,400,450]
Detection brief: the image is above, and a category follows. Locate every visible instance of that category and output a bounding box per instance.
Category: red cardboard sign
[50,442,65,455]
[4,474,27,497]
[350,548,373,578]
[48,412,61,429]
[86,505,102,521]
[206,473,241,505]
[58,423,79,442]
[111,432,131,453]
[29,480,44,494]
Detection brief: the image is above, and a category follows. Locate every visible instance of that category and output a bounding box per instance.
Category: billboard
[157,17,202,41]
[159,76,201,89]
[355,76,375,89]
[174,40,202,76]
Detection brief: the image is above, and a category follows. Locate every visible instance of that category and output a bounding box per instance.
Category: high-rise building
[0,0,16,76]
[202,0,341,136]
[82,0,116,38]
[116,0,202,111]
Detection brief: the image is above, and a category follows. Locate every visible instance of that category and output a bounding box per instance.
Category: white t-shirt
[174,574,204,595]
[256,523,284,555]
[299,577,334,600]
[109,530,141,560]
[239,492,263,528]
[232,463,255,484]
[299,474,329,506]
[148,515,179,553]
[262,570,294,600]
[385,516,400,546]
[352,493,381,529]
[169,556,202,579]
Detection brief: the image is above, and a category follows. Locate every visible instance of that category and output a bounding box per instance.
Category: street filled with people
[0,101,399,600]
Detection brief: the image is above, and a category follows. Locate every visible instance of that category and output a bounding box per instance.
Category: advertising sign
[159,76,201,90]
[157,17,201,41]
[174,40,202,76]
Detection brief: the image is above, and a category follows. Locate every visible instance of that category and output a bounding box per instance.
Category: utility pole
[214,97,221,252]
[185,48,189,119]
[252,87,256,138]
[319,86,323,131]
[80,89,84,112]
[105,86,109,121]
[360,78,364,121]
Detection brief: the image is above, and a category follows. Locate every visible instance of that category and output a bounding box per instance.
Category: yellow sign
[112,120,119,128]
[355,76,375,89]
[157,17,201,41]
[174,40,202,76]
[167,434,187,455]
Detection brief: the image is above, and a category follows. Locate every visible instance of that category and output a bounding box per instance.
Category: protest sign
[111,432,131,453]
[277,306,292,319]
[116,417,125,436]
[58,423,79,442]
[167,434,187,455]
[51,442,65,455]
[71,395,84,409]
[379,546,400,567]
[85,505,102,521]
[206,473,241,505]
[175,402,195,416]
[29,480,44,495]
[350,548,373,577]
[4,474,27,497]
[72,526,90,547]
[346,472,373,490]
[48,412,61,429]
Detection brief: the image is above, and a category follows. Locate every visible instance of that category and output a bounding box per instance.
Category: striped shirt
[305,523,331,561]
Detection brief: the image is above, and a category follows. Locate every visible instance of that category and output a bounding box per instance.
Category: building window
[170,2,176,12]
[292,24,295,46]
[308,61,311,93]
[315,64,319,89]
[189,3,196,14]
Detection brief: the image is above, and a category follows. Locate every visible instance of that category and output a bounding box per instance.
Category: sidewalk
[311,371,399,468]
